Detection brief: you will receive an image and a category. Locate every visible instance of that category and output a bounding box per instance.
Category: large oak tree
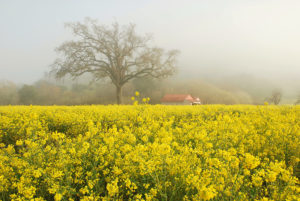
[51,18,179,104]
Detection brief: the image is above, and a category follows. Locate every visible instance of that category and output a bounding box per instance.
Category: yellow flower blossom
[107,178,119,197]
[244,153,260,169]
[54,193,63,201]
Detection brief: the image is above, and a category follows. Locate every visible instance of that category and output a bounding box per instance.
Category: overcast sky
[0,0,299,84]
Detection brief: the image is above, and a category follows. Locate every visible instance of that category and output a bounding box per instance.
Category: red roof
[161,94,195,103]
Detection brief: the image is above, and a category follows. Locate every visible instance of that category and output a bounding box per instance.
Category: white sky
[0,0,299,84]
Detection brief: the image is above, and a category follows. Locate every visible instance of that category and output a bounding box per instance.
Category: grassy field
[0,105,299,200]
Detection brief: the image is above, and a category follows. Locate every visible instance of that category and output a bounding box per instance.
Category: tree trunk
[116,85,123,104]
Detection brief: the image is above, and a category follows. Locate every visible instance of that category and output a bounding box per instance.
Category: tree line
[1,78,296,105]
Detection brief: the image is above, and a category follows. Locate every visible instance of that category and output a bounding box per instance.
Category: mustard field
[0,105,299,201]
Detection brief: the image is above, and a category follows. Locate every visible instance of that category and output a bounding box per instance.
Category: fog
[0,0,299,104]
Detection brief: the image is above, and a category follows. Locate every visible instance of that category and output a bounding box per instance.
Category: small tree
[51,18,179,104]
[295,93,300,105]
[0,81,18,105]
[18,85,37,105]
[266,89,282,105]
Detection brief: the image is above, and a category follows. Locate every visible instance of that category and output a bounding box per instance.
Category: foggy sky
[0,0,299,84]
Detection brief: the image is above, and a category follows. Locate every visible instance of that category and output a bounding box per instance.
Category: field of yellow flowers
[0,105,299,200]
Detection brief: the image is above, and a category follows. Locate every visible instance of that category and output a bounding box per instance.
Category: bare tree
[51,18,179,104]
[295,93,300,105]
[266,89,282,105]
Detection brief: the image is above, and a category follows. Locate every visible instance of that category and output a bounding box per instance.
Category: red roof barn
[161,94,201,105]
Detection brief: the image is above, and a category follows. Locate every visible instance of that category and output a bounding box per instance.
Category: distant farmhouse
[161,94,201,105]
